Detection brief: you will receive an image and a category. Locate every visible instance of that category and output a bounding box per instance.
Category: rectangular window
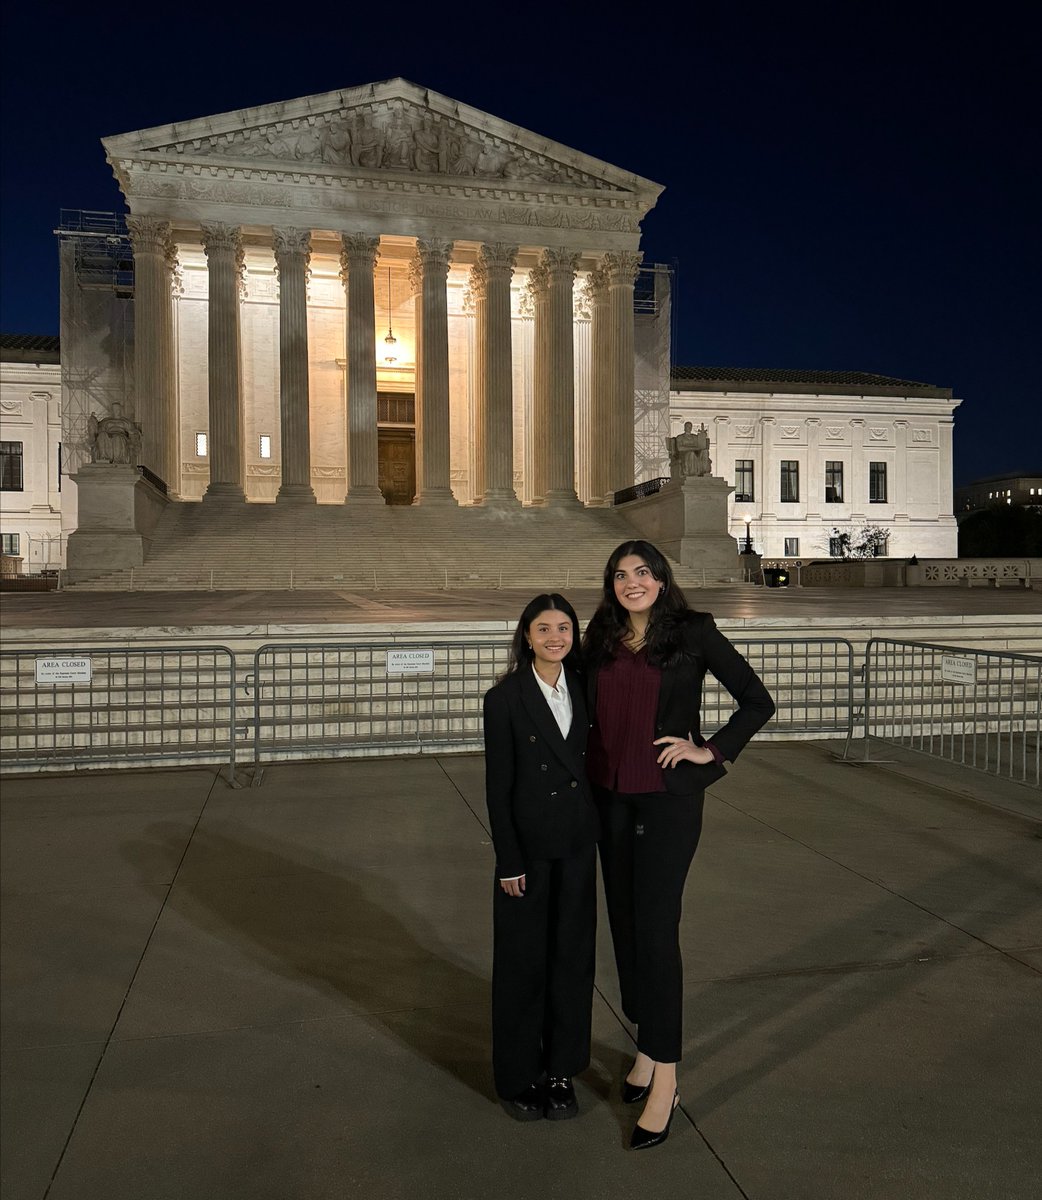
[1,533,20,555]
[869,461,888,503]
[0,441,24,491]
[829,536,844,557]
[825,460,844,503]
[780,460,799,503]
[734,460,754,502]
[196,433,208,457]
[259,435,272,460]
[871,535,890,557]
[784,538,800,557]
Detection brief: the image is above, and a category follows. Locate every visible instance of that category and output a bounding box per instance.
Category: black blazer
[588,612,775,797]
[483,666,600,879]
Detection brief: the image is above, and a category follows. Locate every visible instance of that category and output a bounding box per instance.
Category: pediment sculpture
[155,99,619,190]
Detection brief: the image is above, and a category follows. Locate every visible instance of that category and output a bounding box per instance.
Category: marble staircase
[68,499,738,591]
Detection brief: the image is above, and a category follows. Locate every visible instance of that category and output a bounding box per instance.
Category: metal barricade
[859,639,1041,789]
[0,645,238,782]
[248,640,512,781]
[248,637,856,782]
[718,638,855,741]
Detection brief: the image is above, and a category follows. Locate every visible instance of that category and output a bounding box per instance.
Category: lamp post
[741,518,754,554]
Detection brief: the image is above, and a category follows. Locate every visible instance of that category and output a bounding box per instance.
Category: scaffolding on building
[54,210,135,476]
[633,262,675,482]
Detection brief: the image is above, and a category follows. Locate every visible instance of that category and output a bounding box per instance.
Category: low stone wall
[787,558,1042,588]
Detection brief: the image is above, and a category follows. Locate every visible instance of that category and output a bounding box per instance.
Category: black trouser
[491,844,597,1100]
[596,787,705,1064]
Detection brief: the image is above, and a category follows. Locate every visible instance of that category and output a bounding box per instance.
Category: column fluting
[127,216,178,491]
[528,260,551,505]
[604,251,642,500]
[542,248,581,506]
[273,227,316,504]
[472,243,519,507]
[410,238,456,505]
[586,263,610,506]
[339,234,385,504]
[201,222,246,501]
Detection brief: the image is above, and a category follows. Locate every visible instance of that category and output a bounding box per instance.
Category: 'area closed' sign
[35,658,92,684]
[386,649,435,675]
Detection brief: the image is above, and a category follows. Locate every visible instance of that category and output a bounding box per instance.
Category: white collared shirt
[532,663,573,738]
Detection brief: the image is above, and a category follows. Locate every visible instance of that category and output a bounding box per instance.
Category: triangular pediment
[103,78,662,199]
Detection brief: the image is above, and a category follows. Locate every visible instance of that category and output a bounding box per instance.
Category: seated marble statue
[667,421,713,478]
[88,403,142,466]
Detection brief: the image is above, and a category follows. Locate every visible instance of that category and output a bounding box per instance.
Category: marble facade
[102,79,663,509]
[668,372,963,559]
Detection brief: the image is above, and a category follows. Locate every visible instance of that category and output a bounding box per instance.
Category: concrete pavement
[2,744,1040,1200]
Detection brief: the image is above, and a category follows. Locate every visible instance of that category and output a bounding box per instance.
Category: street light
[741,518,754,554]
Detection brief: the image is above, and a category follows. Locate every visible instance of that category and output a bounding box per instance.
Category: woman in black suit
[583,541,775,1149]
[483,593,599,1122]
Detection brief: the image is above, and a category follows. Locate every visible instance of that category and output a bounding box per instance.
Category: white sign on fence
[35,657,92,684]
[386,648,435,675]
[940,654,976,686]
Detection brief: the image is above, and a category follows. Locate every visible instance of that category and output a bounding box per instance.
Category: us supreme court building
[87,77,660,513]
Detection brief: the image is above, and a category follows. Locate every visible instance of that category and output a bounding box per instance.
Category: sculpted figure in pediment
[383,105,413,169]
[450,135,482,175]
[412,114,448,173]
[294,126,323,160]
[321,120,352,166]
[348,112,384,168]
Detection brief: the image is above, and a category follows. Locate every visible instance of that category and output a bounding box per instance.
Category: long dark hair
[501,593,583,680]
[581,540,694,669]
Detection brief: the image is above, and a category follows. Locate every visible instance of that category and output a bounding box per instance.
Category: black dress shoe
[502,1082,544,1122]
[545,1076,578,1120]
[622,1077,652,1104]
[630,1090,679,1150]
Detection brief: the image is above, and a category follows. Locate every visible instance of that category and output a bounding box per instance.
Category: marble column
[849,418,867,521]
[200,222,246,501]
[127,216,178,491]
[527,260,551,505]
[805,417,822,520]
[586,264,610,506]
[410,238,456,505]
[471,243,519,507]
[272,228,316,504]
[604,251,642,500]
[542,248,581,506]
[339,234,384,504]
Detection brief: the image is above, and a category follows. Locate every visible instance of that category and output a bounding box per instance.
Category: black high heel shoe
[622,1077,652,1104]
[629,1090,679,1150]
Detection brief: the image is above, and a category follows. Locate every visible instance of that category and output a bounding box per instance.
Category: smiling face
[613,554,663,616]
[527,609,574,671]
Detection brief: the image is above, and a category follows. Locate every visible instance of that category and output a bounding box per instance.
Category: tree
[827,525,890,559]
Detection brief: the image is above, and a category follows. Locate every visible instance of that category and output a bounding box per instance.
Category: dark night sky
[1,2,1038,485]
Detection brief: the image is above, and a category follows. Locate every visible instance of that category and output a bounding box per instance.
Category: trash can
[763,567,790,588]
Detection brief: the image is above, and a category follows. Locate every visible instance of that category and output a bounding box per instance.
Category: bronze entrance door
[378,429,416,505]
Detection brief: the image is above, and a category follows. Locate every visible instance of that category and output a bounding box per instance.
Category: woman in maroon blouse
[583,540,774,1149]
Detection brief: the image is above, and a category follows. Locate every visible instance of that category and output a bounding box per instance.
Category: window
[196,433,208,457]
[784,538,800,556]
[829,536,845,557]
[869,461,888,503]
[825,460,844,503]
[780,460,799,502]
[1,533,20,555]
[734,460,754,502]
[259,435,272,459]
[0,441,24,491]
[871,535,890,557]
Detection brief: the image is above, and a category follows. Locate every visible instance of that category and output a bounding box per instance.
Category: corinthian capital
[602,250,643,286]
[412,238,454,277]
[478,243,518,277]
[526,260,551,299]
[200,222,243,259]
[272,227,313,264]
[540,247,581,282]
[127,216,175,263]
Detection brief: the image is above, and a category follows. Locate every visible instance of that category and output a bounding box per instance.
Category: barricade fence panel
[250,638,856,771]
[862,639,1041,788]
[0,646,238,780]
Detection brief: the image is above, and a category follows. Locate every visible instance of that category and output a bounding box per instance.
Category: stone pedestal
[617,476,740,580]
[65,465,169,582]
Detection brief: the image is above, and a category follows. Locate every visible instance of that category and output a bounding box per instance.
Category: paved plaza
[2,741,1040,1200]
